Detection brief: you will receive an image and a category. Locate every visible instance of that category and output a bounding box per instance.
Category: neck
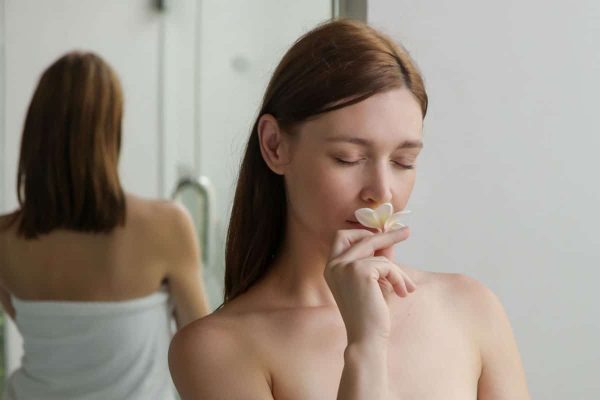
[263,214,336,308]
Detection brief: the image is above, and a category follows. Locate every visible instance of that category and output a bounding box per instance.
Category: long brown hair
[225,19,428,302]
[13,51,125,239]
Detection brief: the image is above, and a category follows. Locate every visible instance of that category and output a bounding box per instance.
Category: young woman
[0,52,209,399]
[169,20,530,399]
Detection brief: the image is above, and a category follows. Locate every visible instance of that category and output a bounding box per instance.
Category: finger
[370,258,416,293]
[390,270,408,297]
[400,270,417,293]
[378,277,394,295]
[364,256,390,263]
[336,227,409,262]
[386,267,409,298]
[367,259,410,298]
[330,229,374,259]
[386,269,409,298]
[375,227,411,260]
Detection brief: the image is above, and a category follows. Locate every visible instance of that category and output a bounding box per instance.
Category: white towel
[4,288,176,400]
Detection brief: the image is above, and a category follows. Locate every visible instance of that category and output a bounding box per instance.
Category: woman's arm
[325,228,415,400]
[471,280,531,399]
[169,317,275,399]
[338,340,389,400]
[163,203,210,328]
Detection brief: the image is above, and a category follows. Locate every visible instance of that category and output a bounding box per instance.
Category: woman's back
[0,194,176,302]
[0,51,209,399]
[0,194,207,399]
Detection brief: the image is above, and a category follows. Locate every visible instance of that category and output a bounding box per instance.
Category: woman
[169,20,530,399]
[0,52,209,399]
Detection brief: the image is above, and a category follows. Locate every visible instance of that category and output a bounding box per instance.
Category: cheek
[288,161,342,208]
[394,173,417,207]
[401,173,416,192]
[285,159,356,227]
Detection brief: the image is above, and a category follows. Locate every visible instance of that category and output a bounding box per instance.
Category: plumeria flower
[354,203,411,233]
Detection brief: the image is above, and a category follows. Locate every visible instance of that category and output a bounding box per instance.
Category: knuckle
[347,260,364,275]
[347,260,359,270]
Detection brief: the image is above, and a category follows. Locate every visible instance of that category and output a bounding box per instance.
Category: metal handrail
[171,175,215,268]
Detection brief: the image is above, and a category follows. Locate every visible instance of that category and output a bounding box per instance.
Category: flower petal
[383,210,411,232]
[374,203,393,226]
[385,221,407,231]
[355,208,382,230]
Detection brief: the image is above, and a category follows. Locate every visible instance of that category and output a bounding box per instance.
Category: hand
[324,228,416,344]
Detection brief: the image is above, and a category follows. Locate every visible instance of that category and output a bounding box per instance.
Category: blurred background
[0,0,598,398]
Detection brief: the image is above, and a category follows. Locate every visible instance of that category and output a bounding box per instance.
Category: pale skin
[169,88,531,399]
[0,193,209,329]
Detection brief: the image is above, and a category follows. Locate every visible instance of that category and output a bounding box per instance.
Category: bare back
[0,194,209,326]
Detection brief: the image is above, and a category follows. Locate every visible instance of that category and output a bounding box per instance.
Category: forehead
[299,88,424,146]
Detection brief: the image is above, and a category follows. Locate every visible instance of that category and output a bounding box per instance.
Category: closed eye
[392,161,415,169]
[335,157,363,166]
[334,157,415,169]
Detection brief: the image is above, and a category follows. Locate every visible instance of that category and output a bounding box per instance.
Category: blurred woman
[0,51,209,400]
[169,20,530,399]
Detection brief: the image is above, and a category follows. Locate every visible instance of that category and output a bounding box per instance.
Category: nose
[360,162,393,206]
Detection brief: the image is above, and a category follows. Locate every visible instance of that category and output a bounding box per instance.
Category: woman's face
[282,87,424,247]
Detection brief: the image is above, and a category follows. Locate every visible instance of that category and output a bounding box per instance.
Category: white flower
[354,203,411,233]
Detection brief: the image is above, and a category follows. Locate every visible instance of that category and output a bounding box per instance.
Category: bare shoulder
[126,193,192,228]
[126,194,196,250]
[422,270,514,345]
[169,309,273,399]
[415,269,501,308]
[408,268,507,329]
[443,273,505,322]
[170,312,241,366]
[442,272,498,301]
[169,314,235,396]
[170,304,265,360]
[413,270,529,398]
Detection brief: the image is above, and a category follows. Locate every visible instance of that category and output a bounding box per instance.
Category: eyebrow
[325,136,423,149]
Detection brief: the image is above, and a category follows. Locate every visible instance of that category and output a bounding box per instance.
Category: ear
[257,114,291,175]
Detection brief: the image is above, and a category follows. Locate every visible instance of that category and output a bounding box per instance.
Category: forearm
[337,340,389,400]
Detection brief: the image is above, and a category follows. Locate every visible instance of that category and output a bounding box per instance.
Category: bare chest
[262,301,480,400]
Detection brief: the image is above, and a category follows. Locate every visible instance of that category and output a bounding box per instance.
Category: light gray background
[370,1,600,398]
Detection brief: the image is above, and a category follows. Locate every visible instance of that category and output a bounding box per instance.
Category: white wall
[370,1,600,398]
[2,0,163,210]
